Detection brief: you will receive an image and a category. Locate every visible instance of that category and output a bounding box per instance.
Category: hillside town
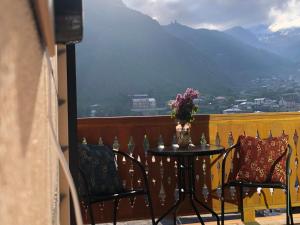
[87,76,300,116]
[208,76,300,114]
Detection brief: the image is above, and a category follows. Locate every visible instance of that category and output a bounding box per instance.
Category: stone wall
[0,0,59,225]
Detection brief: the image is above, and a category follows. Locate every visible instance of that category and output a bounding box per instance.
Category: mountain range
[226,25,300,64]
[76,0,299,116]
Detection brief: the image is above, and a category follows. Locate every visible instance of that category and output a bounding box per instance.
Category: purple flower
[171,88,200,123]
[183,88,199,100]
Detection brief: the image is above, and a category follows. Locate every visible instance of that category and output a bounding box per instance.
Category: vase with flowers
[170,88,199,148]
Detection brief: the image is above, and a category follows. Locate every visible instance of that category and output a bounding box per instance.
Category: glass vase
[176,122,191,149]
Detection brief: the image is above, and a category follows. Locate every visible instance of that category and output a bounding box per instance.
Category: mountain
[225,26,264,49]
[76,0,231,115]
[261,28,300,63]
[234,24,300,64]
[164,22,295,82]
[76,0,297,116]
[248,24,272,39]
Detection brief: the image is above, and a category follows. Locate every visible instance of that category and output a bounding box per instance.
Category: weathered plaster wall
[0,0,59,225]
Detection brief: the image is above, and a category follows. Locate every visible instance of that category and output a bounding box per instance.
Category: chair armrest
[286,144,293,185]
[286,144,292,165]
[221,144,238,185]
[222,144,238,169]
[112,149,149,189]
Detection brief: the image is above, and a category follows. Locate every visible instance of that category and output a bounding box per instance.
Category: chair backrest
[233,135,289,184]
[78,144,123,196]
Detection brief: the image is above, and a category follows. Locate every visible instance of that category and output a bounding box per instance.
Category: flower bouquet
[170,88,199,148]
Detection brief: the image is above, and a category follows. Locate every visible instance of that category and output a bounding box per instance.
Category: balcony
[77,112,300,224]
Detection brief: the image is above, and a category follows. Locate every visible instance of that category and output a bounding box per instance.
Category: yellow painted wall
[0,0,59,225]
[78,113,300,222]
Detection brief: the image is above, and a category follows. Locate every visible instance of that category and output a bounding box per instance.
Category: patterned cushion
[235,135,288,183]
[78,144,123,196]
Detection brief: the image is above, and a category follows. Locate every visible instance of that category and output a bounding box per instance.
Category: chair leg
[289,191,294,225]
[239,186,244,222]
[146,192,156,225]
[221,157,227,225]
[173,212,177,225]
[88,203,96,225]
[113,199,119,225]
[221,185,225,225]
[286,188,290,225]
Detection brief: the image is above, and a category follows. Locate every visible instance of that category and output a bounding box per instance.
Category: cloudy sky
[122,0,300,31]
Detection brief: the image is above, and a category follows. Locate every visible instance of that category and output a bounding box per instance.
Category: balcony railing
[77,112,300,223]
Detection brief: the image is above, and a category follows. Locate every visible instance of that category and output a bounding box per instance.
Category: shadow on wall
[0,0,44,156]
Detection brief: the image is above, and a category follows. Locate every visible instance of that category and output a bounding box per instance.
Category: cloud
[269,0,300,31]
[123,0,286,30]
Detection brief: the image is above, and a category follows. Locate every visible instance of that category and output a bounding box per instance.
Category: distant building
[131,94,157,110]
[215,96,226,100]
[223,108,243,114]
[130,94,166,115]
[223,105,243,114]
[252,98,279,112]
[279,98,296,108]
[239,101,254,112]
[254,98,266,105]
[132,98,156,109]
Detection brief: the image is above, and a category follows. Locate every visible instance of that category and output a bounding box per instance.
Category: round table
[148,144,225,225]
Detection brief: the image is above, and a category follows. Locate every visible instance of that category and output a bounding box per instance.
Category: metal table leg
[190,197,205,225]
[154,157,186,225]
[155,199,183,225]
[189,157,220,225]
[155,156,220,225]
[193,195,220,225]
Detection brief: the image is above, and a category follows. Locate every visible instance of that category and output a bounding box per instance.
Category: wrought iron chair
[78,143,155,225]
[221,135,294,225]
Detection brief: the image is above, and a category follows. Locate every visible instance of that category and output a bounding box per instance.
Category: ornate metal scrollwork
[215,132,221,146]
[228,132,234,147]
[200,133,207,146]
[143,135,150,151]
[159,182,166,206]
[128,136,135,156]
[113,136,120,150]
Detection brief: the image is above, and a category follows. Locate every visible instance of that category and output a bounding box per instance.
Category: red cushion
[235,135,288,183]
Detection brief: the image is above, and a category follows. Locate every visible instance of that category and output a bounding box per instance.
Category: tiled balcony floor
[99,213,300,225]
